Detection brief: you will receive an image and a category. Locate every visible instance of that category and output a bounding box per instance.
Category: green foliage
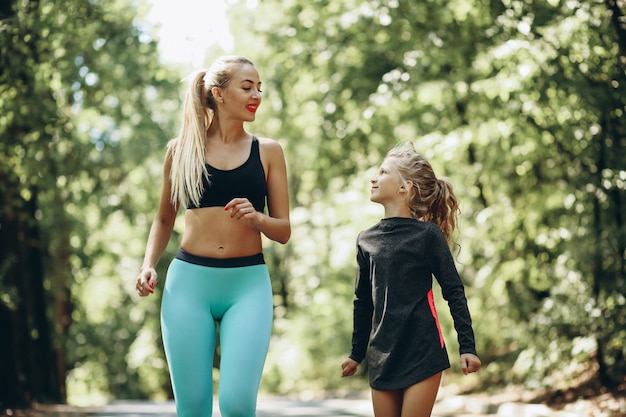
[263,178,381,394]
[2,0,625,406]
[230,0,626,394]
[0,0,181,405]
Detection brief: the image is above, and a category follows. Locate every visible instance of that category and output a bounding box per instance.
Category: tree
[228,0,626,392]
[0,0,179,407]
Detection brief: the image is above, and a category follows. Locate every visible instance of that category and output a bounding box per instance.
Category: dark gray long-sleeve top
[349,217,477,390]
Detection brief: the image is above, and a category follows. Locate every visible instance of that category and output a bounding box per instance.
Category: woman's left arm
[257,138,291,244]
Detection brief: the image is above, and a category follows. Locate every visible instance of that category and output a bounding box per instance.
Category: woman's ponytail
[167,56,256,209]
[169,70,210,209]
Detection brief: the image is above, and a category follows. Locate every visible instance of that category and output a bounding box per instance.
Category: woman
[136,55,290,417]
[341,143,480,417]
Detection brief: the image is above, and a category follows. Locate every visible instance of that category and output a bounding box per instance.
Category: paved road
[61,397,373,417]
[21,393,586,417]
[44,395,498,417]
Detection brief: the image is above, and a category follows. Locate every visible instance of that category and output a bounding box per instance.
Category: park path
[60,397,374,417]
[11,394,596,417]
[19,393,591,417]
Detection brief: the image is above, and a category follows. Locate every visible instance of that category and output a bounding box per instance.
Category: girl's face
[370,157,407,204]
[216,63,262,122]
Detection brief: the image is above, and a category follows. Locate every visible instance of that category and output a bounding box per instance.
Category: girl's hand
[341,358,359,377]
[136,267,158,297]
[460,353,481,375]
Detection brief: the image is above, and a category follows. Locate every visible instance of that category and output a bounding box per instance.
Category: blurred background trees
[1,0,624,409]
[0,0,180,406]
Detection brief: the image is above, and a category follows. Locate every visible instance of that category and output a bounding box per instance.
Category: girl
[135,56,290,417]
[341,143,480,417]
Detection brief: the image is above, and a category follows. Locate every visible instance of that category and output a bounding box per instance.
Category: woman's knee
[219,393,256,417]
[175,396,213,417]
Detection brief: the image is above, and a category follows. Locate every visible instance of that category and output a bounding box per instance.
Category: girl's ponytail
[425,178,459,245]
[386,142,460,245]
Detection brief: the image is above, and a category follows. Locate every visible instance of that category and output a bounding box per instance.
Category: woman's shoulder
[256,136,286,159]
[256,136,283,148]
[163,138,179,161]
[166,137,179,152]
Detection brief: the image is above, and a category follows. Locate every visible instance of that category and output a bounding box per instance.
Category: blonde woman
[341,143,480,417]
[136,55,290,417]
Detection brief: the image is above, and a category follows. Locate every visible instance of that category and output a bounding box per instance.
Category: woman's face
[217,63,262,122]
[370,157,406,204]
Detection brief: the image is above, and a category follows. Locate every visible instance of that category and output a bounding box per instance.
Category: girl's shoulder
[413,220,446,240]
[359,218,442,238]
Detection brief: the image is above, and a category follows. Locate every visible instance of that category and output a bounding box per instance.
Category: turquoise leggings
[161,250,273,417]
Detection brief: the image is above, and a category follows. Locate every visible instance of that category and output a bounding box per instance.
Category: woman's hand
[341,358,360,377]
[136,267,158,297]
[225,198,260,226]
[460,353,481,375]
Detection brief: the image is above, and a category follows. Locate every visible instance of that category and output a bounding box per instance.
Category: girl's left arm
[428,226,477,356]
[461,353,482,375]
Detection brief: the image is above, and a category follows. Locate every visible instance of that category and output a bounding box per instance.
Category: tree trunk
[605,0,626,62]
[0,179,63,409]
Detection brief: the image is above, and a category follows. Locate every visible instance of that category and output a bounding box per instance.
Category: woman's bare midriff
[180,207,264,258]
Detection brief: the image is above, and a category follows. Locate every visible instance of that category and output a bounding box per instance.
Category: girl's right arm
[341,358,359,377]
[136,147,178,296]
[351,244,373,360]
[342,239,371,375]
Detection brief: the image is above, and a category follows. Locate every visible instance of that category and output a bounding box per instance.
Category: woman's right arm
[136,147,178,296]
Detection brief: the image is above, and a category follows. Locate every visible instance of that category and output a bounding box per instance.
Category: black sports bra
[187,137,267,212]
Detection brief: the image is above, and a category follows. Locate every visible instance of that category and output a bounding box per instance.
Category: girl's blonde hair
[168,55,255,208]
[386,142,459,244]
